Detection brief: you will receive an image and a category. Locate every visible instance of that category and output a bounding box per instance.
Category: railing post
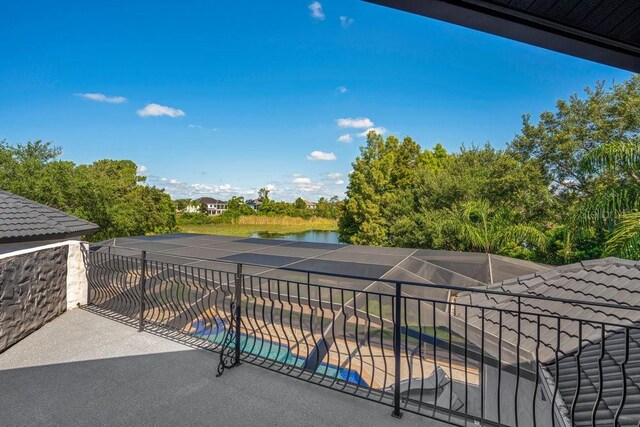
[217,262,243,376]
[234,263,243,366]
[138,250,147,332]
[392,282,403,419]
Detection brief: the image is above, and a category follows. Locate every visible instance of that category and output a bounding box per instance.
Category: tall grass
[178,215,338,237]
[235,215,334,226]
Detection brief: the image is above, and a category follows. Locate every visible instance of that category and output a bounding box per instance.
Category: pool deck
[0,309,449,426]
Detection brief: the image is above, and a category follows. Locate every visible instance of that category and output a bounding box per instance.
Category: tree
[604,212,640,260]
[581,141,640,259]
[226,196,255,216]
[339,133,421,245]
[0,140,177,241]
[509,76,640,198]
[580,141,640,226]
[73,159,176,240]
[294,197,306,210]
[339,132,553,254]
[440,200,548,283]
[174,198,192,211]
[258,187,271,202]
[315,196,340,219]
[508,76,640,261]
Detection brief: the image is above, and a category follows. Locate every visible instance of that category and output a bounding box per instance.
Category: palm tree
[441,199,548,284]
[581,141,640,260]
[604,212,640,259]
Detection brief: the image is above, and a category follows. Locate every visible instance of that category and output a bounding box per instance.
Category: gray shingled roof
[552,328,640,426]
[455,258,640,426]
[0,190,99,243]
[197,197,226,204]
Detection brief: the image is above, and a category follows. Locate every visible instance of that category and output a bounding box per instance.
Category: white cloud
[307,151,336,161]
[136,165,148,175]
[293,177,312,184]
[326,172,345,186]
[137,103,185,118]
[339,16,354,28]
[357,127,387,137]
[76,92,127,104]
[308,1,325,20]
[336,117,374,128]
[293,175,323,192]
[337,86,348,94]
[188,124,218,131]
[337,134,353,143]
[144,172,345,202]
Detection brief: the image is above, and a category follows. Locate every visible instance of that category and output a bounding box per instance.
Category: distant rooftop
[197,197,227,204]
[0,190,99,244]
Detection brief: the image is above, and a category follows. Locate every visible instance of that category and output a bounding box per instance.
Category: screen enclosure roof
[97,233,549,301]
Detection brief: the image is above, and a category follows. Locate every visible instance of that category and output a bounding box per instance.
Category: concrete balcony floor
[0,309,448,426]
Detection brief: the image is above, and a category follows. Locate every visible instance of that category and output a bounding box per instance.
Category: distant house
[245,199,262,211]
[183,201,201,213]
[197,197,228,215]
[0,190,99,252]
[303,199,316,210]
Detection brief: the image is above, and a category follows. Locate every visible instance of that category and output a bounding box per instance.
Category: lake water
[249,230,340,244]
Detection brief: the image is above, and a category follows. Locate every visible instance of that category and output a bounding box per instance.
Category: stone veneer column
[0,241,89,353]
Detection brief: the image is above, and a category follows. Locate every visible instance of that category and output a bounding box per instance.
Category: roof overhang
[365,0,640,73]
[0,228,100,245]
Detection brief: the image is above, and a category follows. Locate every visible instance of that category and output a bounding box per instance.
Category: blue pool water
[192,319,368,387]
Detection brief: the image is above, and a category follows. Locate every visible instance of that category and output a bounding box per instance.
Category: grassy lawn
[178,215,338,237]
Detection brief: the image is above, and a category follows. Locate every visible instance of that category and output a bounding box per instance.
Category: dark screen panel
[218,253,304,268]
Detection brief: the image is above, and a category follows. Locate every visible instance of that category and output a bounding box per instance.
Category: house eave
[365,0,640,73]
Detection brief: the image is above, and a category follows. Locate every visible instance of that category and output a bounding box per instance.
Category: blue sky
[0,1,632,201]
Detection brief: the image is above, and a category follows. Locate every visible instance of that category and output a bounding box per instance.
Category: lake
[249,230,341,244]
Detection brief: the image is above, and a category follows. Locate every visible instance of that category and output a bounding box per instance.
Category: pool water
[192,320,368,387]
[249,230,340,244]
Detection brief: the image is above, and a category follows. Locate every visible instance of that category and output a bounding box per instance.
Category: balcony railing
[82,245,640,426]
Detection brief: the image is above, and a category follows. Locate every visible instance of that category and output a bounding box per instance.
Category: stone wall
[0,246,69,352]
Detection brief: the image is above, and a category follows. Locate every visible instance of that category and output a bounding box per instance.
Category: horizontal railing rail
[89,243,640,314]
[82,246,640,427]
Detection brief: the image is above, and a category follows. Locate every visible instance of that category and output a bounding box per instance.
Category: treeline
[340,76,640,264]
[257,194,340,219]
[176,191,341,227]
[0,140,176,241]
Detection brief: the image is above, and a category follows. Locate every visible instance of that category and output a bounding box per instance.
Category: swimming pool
[192,319,368,387]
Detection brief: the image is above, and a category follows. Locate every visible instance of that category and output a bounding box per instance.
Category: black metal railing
[82,245,640,427]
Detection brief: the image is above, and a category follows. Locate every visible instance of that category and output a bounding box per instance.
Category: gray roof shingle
[455,258,640,426]
[0,190,99,243]
[197,197,226,204]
